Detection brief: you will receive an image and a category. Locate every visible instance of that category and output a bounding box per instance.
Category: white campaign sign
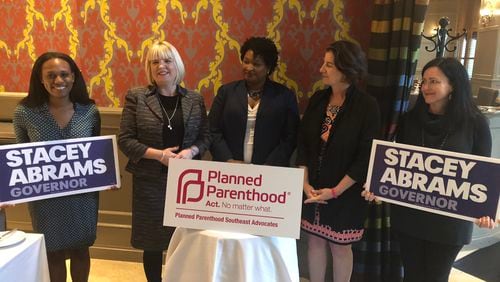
[163,159,304,238]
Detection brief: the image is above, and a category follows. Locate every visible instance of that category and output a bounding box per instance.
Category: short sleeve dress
[13,102,101,252]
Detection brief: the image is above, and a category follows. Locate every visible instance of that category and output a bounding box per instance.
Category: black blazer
[119,85,209,177]
[208,79,299,166]
[296,85,381,186]
[296,85,381,228]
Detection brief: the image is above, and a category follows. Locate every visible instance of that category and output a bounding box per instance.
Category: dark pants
[398,232,462,282]
[143,251,163,282]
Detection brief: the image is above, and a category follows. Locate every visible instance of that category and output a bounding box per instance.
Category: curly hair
[240,37,279,74]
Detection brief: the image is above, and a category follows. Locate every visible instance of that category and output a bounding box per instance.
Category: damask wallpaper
[0,0,373,110]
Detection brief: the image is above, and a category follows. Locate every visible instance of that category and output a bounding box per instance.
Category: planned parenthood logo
[177,169,204,204]
[164,159,305,238]
[175,167,287,205]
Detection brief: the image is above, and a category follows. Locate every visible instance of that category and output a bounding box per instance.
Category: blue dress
[13,103,101,252]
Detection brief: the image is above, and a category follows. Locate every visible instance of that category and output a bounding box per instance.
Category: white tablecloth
[0,232,50,282]
[163,228,299,282]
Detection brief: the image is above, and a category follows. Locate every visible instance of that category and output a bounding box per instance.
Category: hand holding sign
[361,189,381,203]
[0,203,15,209]
[475,216,497,229]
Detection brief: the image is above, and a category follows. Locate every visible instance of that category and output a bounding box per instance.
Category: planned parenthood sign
[164,159,304,238]
[366,140,500,222]
[0,136,120,204]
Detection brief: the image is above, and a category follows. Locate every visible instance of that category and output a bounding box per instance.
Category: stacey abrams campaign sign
[366,140,500,222]
[0,136,120,205]
[164,159,304,238]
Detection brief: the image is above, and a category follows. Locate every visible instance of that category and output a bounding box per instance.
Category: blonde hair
[145,41,185,85]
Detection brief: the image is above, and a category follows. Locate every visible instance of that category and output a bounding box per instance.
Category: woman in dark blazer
[208,37,299,166]
[118,41,209,282]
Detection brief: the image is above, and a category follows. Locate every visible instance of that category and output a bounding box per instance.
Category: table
[0,232,50,282]
[163,228,299,282]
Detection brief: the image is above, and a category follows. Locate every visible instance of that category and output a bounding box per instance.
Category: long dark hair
[412,57,481,127]
[21,52,94,107]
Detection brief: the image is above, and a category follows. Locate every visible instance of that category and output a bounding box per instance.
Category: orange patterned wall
[0,0,373,111]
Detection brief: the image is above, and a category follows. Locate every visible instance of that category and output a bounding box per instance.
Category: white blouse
[243,102,260,163]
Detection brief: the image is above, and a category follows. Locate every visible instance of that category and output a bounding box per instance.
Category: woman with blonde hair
[119,41,209,282]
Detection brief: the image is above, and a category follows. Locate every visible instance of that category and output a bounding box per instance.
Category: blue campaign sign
[0,135,120,204]
[366,140,500,222]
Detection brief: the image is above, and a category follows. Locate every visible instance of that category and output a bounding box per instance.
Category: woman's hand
[159,146,179,166]
[304,188,334,204]
[475,216,497,229]
[227,159,244,164]
[0,203,16,209]
[361,189,380,203]
[176,148,195,159]
[106,185,120,191]
[303,183,315,199]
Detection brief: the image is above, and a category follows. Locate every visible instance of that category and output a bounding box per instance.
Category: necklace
[248,89,263,99]
[157,95,180,130]
[421,129,448,149]
[327,104,342,116]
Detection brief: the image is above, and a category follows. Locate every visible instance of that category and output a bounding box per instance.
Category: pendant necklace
[157,95,179,130]
[327,104,342,116]
[421,129,448,149]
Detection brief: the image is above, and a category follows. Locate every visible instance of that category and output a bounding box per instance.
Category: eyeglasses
[421,79,442,88]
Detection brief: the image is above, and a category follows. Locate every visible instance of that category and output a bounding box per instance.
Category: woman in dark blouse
[297,41,380,282]
[364,57,496,282]
[208,37,299,166]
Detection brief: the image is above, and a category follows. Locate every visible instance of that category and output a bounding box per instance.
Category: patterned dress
[301,104,366,243]
[13,103,101,252]
[297,86,381,245]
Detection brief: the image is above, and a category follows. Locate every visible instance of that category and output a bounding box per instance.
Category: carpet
[453,241,500,282]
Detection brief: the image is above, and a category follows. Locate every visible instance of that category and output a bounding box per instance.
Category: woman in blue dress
[13,52,101,282]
